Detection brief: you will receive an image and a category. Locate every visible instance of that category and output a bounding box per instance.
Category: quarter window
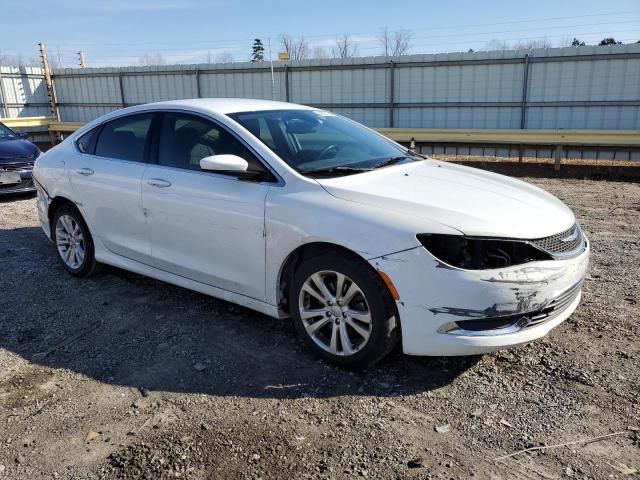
[95,114,153,162]
[76,126,100,154]
[157,112,266,174]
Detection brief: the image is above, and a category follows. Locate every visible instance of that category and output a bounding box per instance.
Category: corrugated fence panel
[395,54,524,103]
[395,107,521,129]
[291,61,388,104]
[529,50,640,102]
[327,107,388,128]
[200,67,283,100]
[55,69,122,104]
[0,66,48,118]
[3,44,639,132]
[122,69,197,104]
[526,106,640,130]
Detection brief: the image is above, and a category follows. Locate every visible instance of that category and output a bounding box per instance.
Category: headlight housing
[417,234,552,270]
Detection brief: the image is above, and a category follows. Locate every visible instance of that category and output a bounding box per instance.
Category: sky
[1,0,639,67]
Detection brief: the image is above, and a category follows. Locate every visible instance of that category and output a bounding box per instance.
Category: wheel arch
[47,196,77,236]
[277,241,395,316]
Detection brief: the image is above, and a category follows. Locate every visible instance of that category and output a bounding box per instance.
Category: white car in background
[33,99,589,368]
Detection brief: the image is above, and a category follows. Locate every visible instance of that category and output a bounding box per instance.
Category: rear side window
[76,127,100,154]
[95,113,154,162]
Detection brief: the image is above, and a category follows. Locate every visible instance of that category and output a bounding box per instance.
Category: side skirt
[93,238,280,319]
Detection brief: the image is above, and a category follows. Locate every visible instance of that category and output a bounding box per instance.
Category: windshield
[227,109,418,176]
[0,122,17,140]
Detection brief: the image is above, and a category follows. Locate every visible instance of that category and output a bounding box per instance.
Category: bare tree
[484,38,552,51]
[279,34,308,61]
[377,28,413,56]
[0,52,41,67]
[333,34,359,59]
[138,53,166,66]
[484,39,511,51]
[513,38,552,50]
[206,51,234,63]
[311,46,329,59]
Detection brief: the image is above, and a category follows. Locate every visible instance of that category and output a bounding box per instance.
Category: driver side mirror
[200,154,248,173]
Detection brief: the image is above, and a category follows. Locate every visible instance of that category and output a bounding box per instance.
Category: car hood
[314,160,575,239]
[0,139,39,162]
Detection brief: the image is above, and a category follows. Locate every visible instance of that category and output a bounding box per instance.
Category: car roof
[129,98,314,115]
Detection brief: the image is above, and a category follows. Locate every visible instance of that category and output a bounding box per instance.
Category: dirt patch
[0,174,638,479]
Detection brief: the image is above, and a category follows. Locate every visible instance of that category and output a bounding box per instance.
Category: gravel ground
[0,174,638,479]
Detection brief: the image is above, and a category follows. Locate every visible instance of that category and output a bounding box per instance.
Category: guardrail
[2,117,639,170]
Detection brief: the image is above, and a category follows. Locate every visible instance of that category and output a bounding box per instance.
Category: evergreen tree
[599,38,622,46]
[252,39,265,62]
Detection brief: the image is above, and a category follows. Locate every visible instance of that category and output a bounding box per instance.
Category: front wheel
[289,253,399,368]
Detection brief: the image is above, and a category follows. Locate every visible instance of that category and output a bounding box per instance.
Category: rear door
[141,111,272,301]
[67,113,156,264]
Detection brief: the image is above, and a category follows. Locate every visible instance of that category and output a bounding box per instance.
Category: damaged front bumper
[370,241,589,356]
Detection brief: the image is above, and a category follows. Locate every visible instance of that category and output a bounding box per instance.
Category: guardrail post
[284,64,290,102]
[554,145,563,171]
[520,54,530,130]
[389,60,396,128]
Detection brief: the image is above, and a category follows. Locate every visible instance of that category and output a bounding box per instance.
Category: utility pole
[78,51,86,68]
[39,42,60,145]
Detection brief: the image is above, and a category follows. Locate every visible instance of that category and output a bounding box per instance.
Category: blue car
[0,121,41,195]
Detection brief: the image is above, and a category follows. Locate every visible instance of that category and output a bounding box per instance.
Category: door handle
[147,178,172,188]
[74,168,94,176]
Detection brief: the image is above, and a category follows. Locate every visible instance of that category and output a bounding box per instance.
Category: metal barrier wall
[1,44,640,132]
[0,66,47,118]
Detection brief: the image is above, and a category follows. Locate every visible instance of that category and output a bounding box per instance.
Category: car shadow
[0,191,37,203]
[0,224,480,400]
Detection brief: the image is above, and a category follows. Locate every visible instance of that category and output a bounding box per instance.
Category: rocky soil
[0,175,638,479]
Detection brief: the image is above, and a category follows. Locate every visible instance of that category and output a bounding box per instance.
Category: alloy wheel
[298,270,372,356]
[55,214,85,269]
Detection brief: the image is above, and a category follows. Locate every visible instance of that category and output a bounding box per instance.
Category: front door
[141,111,272,301]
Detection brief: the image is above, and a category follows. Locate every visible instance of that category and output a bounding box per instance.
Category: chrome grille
[526,280,582,327]
[531,223,585,257]
[0,162,33,172]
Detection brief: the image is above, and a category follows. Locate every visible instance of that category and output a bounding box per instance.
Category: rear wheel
[289,253,399,368]
[52,204,100,277]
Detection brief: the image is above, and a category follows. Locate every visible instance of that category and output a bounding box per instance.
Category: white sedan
[33,99,589,368]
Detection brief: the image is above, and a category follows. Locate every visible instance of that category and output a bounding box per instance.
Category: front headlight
[417,234,552,270]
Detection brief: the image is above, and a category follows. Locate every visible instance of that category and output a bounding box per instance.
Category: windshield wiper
[300,166,372,176]
[373,155,410,169]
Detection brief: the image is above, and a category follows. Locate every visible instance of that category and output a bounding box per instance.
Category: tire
[52,203,100,277]
[289,253,399,369]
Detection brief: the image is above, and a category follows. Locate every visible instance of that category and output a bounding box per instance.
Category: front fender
[264,181,460,306]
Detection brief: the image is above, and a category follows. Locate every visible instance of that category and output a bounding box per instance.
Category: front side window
[228,109,420,176]
[95,113,154,162]
[156,112,266,174]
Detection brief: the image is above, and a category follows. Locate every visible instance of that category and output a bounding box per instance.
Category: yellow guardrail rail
[48,121,85,133]
[377,128,640,147]
[0,116,57,129]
